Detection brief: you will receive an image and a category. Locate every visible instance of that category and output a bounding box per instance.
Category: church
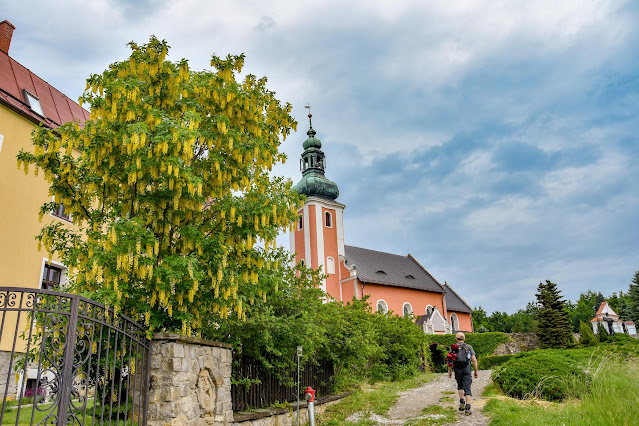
[289,113,473,334]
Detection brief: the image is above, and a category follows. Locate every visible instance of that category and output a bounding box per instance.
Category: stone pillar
[0,350,18,397]
[147,333,233,426]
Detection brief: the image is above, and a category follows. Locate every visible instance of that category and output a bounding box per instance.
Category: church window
[297,214,303,230]
[377,300,388,314]
[403,303,413,317]
[326,257,335,274]
[325,211,332,227]
[451,313,459,331]
[426,305,433,316]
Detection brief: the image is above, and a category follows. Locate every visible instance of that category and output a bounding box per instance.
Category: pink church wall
[322,207,340,300]
[294,209,305,265]
[362,283,445,316]
[450,312,473,332]
[308,205,318,269]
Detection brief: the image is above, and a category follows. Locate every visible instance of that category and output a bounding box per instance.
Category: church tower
[290,110,345,297]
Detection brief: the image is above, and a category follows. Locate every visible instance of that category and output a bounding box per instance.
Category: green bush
[478,354,515,370]
[423,332,510,358]
[492,349,591,401]
[578,321,597,347]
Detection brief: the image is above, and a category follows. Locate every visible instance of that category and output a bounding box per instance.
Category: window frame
[324,211,332,228]
[450,313,459,331]
[297,214,303,231]
[326,256,335,274]
[376,299,388,314]
[403,302,413,317]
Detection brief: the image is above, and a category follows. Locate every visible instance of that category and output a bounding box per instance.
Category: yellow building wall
[0,106,67,352]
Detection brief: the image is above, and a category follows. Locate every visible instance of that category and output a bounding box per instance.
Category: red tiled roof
[594,301,608,316]
[0,49,89,128]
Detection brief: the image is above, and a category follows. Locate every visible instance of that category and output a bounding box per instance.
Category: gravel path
[346,370,493,425]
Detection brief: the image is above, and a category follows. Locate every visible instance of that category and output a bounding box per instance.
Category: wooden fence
[231,356,334,412]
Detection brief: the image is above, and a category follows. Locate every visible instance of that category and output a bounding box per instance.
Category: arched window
[403,303,413,317]
[377,300,388,314]
[297,214,303,231]
[451,313,459,331]
[326,257,335,274]
[426,305,433,316]
[325,211,332,227]
[299,259,305,266]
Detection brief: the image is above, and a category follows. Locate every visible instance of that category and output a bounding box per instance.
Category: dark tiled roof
[443,283,472,313]
[0,50,89,128]
[344,245,444,293]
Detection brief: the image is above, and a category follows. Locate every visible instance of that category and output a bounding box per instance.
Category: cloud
[5,0,639,313]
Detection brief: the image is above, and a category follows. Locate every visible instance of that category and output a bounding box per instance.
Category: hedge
[423,332,510,358]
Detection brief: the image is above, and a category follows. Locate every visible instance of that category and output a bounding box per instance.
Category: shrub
[579,321,597,347]
[478,354,515,370]
[423,332,510,358]
[492,349,591,401]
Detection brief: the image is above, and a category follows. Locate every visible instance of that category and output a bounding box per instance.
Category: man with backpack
[447,332,478,416]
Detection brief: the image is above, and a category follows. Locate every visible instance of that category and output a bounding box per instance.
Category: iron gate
[0,287,150,425]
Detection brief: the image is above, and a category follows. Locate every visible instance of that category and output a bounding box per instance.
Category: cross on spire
[305,104,313,129]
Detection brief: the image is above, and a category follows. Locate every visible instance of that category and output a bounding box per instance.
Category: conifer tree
[629,271,639,324]
[17,37,302,334]
[578,321,597,346]
[535,280,573,348]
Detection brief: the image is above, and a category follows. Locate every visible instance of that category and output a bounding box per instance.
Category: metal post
[296,345,302,426]
[57,295,79,426]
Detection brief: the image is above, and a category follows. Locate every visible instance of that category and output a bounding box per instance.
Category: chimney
[0,20,15,54]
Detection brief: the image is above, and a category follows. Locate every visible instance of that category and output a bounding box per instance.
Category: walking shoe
[458,399,465,411]
[465,404,471,416]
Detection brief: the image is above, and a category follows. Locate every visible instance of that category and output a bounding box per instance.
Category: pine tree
[535,280,573,348]
[629,271,639,324]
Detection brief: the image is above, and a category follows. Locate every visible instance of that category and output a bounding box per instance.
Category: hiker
[447,332,478,416]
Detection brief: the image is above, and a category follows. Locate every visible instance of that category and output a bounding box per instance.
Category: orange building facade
[290,114,473,334]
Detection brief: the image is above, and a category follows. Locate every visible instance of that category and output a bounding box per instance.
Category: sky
[4,0,639,313]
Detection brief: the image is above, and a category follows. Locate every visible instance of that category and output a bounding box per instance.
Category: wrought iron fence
[231,355,334,411]
[0,287,150,425]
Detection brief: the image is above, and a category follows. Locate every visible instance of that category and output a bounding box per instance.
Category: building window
[403,303,413,317]
[42,264,62,290]
[377,300,388,314]
[53,203,71,221]
[22,89,44,117]
[426,305,433,316]
[326,257,335,274]
[451,313,459,331]
[297,214,303,231]
[325,211,332,227]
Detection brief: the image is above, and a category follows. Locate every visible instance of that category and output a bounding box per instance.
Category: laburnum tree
[535,280,573,348]
[17,37,302,335]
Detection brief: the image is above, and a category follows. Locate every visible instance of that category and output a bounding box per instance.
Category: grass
[484,357,639,425]
[316,372,435,425]
[0,398,138,426]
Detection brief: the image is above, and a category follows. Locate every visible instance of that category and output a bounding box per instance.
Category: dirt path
[346,370,492,425]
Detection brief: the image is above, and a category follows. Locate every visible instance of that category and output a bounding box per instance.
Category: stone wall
[493,333,540,355]
[147,333,233,426]
[0,350,17,397]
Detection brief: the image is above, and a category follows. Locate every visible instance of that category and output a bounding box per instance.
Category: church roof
[443,283,472,313]
[344,245,445,293]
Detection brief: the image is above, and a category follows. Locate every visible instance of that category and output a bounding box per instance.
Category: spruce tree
[629,271,639,324]
[535,280,573,348]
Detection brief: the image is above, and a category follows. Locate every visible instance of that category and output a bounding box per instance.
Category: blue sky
[5,0,639,313]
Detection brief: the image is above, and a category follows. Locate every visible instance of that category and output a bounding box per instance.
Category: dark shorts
[454,365,472,396]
